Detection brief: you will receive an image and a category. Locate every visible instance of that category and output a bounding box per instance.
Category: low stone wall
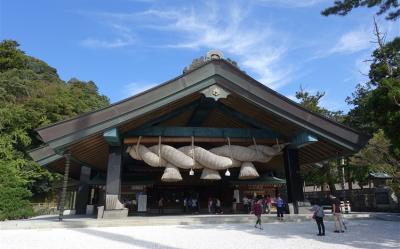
[305,187,400,212]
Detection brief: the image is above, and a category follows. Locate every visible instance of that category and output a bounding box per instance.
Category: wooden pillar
[105,146,123,210]
[75,166,91,214]
[58,152,71,221]
[283,148,304,214]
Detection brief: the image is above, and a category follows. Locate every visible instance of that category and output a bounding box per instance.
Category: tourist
[310,204,325,236]
[261,195,266,214]
[183,198,187,213]
[208,197,213,213]
[216,198,221,214]
[158,197,164,214]
[243,196,250,213]
[330,195,344,233]
[250,196,257,214]
[276,195,284,221]
[265,195,272,214]
[187,197,193,212]
[192,198,198,214]
[253,198,263,230]
[232,197,237,213]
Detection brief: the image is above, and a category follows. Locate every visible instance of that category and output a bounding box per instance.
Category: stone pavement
[1,212,397,230]
[1,219,399,249]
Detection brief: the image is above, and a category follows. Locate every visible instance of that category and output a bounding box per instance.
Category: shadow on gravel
[75,227,181,249]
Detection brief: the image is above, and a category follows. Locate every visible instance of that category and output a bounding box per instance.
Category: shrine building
[29,51,368,218]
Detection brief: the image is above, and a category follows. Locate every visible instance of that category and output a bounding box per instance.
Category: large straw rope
[127,140,286,181]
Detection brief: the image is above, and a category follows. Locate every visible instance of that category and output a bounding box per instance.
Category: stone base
[102,209,128,219]
[63,210,76,215]
[298,206,312,214]
[288,201,312,214]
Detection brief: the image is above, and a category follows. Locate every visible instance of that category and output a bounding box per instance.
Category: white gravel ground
[0,219,399,249]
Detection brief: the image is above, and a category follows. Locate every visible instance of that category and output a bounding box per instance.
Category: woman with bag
[311,205,325,236]
[253,198,263,230]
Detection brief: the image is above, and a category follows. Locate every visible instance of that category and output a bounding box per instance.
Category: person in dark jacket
[253,199,263,230]
[311,205,325,236]
[276,195,285,221]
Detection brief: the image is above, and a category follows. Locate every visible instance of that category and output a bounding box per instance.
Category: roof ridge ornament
[182,50,240,74]
[206,50,224,60]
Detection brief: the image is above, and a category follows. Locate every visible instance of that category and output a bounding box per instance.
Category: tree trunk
[324,163,337,195]
[347,168,352,190]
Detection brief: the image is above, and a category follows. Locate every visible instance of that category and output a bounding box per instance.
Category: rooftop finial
[206,50,224,60]
[183,50,240,74]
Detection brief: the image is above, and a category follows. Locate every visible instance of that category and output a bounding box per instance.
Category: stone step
[0,213,380,230]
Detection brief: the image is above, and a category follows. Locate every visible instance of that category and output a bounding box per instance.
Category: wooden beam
[124,126,282,139]
[103,128,121,146]
[124,136,281,144]
[289,131,318,149]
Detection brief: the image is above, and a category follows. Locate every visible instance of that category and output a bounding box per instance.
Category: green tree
[367,36,400,157]
[296,87,343,193]
[323,1,400,167]
[349,130,399,190]
[295,86,344,122]
[0,40,110,220]
[322,0,400,20]
[345,83,375,135]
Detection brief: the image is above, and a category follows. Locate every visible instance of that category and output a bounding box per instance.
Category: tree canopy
[0,40,109,220]
[295,86,344,122]
[323,1,400,188]
[349,130,399,190]
[295,87,343,193]
[322,0,400,21]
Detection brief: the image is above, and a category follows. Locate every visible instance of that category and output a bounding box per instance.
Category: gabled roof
[34,59,368,155]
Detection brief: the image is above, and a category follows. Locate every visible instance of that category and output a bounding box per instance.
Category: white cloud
[80,2,296,89]
[81,37,135,48]
[309,28,374,60]
[133,3,291,89]
[330,30,372,54]
[79,13,136,49]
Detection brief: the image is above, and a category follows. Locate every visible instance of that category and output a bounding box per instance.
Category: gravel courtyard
[1,219,399,249]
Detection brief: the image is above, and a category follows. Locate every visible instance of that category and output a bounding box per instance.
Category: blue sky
[1,0,398,112]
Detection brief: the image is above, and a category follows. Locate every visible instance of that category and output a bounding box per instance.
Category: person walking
[253,199,263,230]
[187,197,193,213]
[158,197,164,214]
[243,196,250,214]
[311,205,325,236]
[330,195,344,233]
[232,197,237,214]
[208,197,213,213]
[261,195,267,214]
[192,198,198,214]
[216,198,222,214]
[183,197,187,213]
[276,195,284,221]
[265,195,272,214]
